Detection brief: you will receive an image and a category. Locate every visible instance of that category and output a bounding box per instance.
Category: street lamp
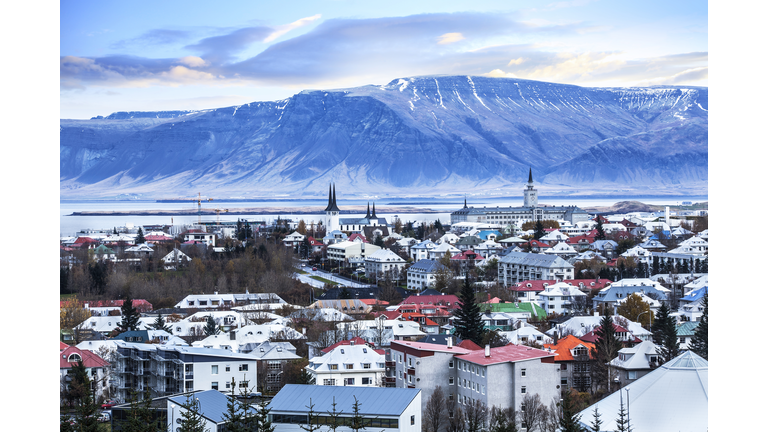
[636,310,650,330]
[170,403,175,431]
[625,387,631,427]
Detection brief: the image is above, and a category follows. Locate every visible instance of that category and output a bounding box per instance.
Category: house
[542,335,595,392]
[174,292,286,310]
[406,259,449,291]
[60,345,111,403]
[536,282,589,315]
[161,248,191,269]
[428,242,461,260]
[409,240,437,261]
[497,252,575,286]
[327,241,381,267]
[183,229,216,247]
[545,315,651,342]
[112,341,260,401]
[539,230,570,245]
[576,351,708,432]
[268,384,422,432]
[609,340,661,388]
[542,241,578,259]
[167,389,249,432]
[500,323,553,346]
[308,299,373,316]
[250,341,302,393]
[364,248,407,281]
[668,236,708,256]
[306,343,386,387]
[450,250,484,277]
[283,231,305,247]
[592,279,669,311]
[125,243,155,257]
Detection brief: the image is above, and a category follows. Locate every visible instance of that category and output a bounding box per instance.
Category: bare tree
[464,399,488,432]
[520,393,546,432]
[489,406,518,432]
[424,386,446,432]
[446,399,465,432]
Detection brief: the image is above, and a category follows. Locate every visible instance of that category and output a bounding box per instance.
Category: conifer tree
[614,392,632,432]
[221,378,252,432]
[121,387,162,432]
[534,220,546,240]
[204,315,220,336]
[594,217,606,241]
[151,313,172,333]
[651,303,679,363]
[559,389,586,432]
[592,315,621,392]
[349,396,366,432]
[298,399,322,432]
[254,402,275,432]
[453,274,486,346]
[589,406,603,432]
[116,295,141,333]
[71,362,100,432]
[689,293,708,360]
[136,227,146,244]
[178,393,209,432]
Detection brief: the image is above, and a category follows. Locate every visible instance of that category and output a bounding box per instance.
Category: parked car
[98,411,111,423]
[312,267,317,271]
[101,399,118,409]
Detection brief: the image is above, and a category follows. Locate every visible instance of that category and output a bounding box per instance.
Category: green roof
[486,302,547,319]
[677,321,700,336]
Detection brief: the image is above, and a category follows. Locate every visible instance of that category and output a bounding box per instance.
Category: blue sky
[60,0,708,119]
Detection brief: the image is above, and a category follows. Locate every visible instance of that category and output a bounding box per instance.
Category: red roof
[457,340,483,351]
[566,235,595,245]
[60,342,70,351]
[373,311,401,320]
[400,294,460,308]
[580,324,641,344]
[61,299,154,312]
[321,338,384,355]
[510,279,611,292]
[524,239,551,248]
[60,346,110,369]
[401,313,439,327]
[451,250,484,261]
[459,344,555,366]
[542,335,595,361]
[348,233,367,243]
[307,236,323,246]
[359,299,389,306]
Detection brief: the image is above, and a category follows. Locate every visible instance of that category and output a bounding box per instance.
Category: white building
[536,282,588,315]
[365,249,407,281]
[306,343,387,387]
[497,252,575,286]
[327,241,381,266]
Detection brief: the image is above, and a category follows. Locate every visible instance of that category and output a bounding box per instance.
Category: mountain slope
[60,76,707,198]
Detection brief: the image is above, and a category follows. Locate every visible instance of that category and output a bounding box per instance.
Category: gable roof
[60,346,110,369]
[543,335,595,361]
[269,385,420,417]
[168,390,235,424]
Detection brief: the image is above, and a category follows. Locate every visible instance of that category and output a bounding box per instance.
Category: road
[294,266,372,289]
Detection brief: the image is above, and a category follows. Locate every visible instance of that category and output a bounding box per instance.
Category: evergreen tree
[592,315,621,393]
[254,401,275,432]
[296,367,316,385]
[614,392,632,432]
[221,378,252,432]
[298,399,322,432]
[151,313,173,333]
[534,220,546,240]
[325,397,344,432]
[116,295,142,333]
[453,274,487,346]
[136,227,146,244]
[349,396,366,432]
[71,361,100,432]
[489,406,518,432]
[651,256,660,276]
[121,388,163,432]
[594,217,606,241]
[689,293,708,360]
[589,406,603,432]
[204,315,220,336]
[559,389,586,432]
[651,303,679,363]
[178,393,209,432]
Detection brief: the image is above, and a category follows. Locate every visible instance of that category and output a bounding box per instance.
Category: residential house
[364,248,407,282]
[60,345,111,403]
[174,292,286,310]
[306,343,386,387]
[428,242,461,260]
[125,243,155,257]
[608,340,661,388]
[406,259,448,291]
[250,341,302,393]
[543,242,578,260]
[677,321,700,350]
[536,282,589,315]
[542,335,595,392]
[183,229,216,247]
[327,241,381,267]
[409,240,437,261]
[592,279,669,312]
[161,248,191,269]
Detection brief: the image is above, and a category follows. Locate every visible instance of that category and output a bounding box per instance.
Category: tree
[349,396,366,432]
[221,378,253,432]
[424,386,446,432]
[651,302,679,364]
[116,295,142,333]
[520,393,546,432]
[136,227,146,244]
[489,406,518,432]
[689,293,708,359]
[150,313,173,333]
[592,315,621,393]
[594,217,606,241]
[178,393,209,432]
[204,315,220,336]
[120,387,163,432]
[465,399,489,432]
[453,274,486,346]
[615,294,650,327]
[72,373,100,432]
[60,296,92,343]
[254,400,275,432]
[298,399,322,432]
[588,406,603,432]
[534,220,546,240]
[559,389,586,432]
[613,392,632,432]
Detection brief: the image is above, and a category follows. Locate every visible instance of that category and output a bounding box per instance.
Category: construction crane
[213,208,229,225]
[187,192,213,224]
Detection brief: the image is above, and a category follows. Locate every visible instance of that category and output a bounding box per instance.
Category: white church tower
[523,168,538,208]
[324,183,341,233]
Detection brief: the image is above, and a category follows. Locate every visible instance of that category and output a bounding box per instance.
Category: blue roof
[268,385,420,417]
[168,390,237,424]
[681,285,708,302]
[594,285,668,302]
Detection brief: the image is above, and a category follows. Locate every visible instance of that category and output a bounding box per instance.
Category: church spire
[528,167,533,183]
[325,183,340,212]
[463,195,468,209]
[371,202,377,218]
[365,202,371,219]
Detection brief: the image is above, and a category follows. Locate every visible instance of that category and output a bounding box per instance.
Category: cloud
[437,32,465,44]
[178,56,209,68]
[485,69,518,78]
[184,26,273,64]
[111,29,191,50]
[264,14,322,43]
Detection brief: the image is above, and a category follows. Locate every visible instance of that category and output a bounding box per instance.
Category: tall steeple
[463,195,468,209]
[523,168,538,208]
[365,202,371,219]
[371,202,377,218]
[325,183,340,212]
[325,182,340,233]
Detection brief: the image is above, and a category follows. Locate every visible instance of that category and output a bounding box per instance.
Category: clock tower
[523,168,538,208]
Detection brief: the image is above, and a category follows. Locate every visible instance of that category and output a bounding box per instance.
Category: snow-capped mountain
[60,75,707,199]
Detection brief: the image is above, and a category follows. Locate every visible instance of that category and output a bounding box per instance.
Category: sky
[59,0,708,119]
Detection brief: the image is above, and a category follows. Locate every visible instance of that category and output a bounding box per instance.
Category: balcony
[407,367,415,376]
[384,377,396,383]
[385,361,396,367]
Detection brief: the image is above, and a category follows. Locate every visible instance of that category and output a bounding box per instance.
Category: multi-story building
[327,241,381,267]
[112,341,259,401]
[536,281,589,315]
[364,248,407,281]
[497,252,574,286]
[60,345,111,403]
[306,343,386,387]
[406,259,448,291]
[390,340,559,413]
[542,335,595,393]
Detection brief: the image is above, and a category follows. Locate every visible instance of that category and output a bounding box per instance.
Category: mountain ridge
[60,75,707,199]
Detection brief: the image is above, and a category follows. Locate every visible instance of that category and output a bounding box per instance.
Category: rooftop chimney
[447,337,453,348]
[485,345,491,357]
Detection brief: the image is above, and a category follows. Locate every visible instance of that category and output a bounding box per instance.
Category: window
[449,360,454,368]
[268,361,281,370]
[345,378,355,386]
[323,379,336,386]
[345,364,354,370]
[481,368,485,377]
[628,371,637,380]
[363,363,371,369]
[212,365,218,375]
[239,381,248,388]
[561,378,568,386]
[225,365,230,372]
[330,364,339,370]
[226,381,231,389]
[521,386,527,394]
[411,415,415,425]
[521,369,526,377]
[449,377,454,385]
[239,364,249,372]
[561,363,567,371]
[211,382,218,390]
[362,377,371,385]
